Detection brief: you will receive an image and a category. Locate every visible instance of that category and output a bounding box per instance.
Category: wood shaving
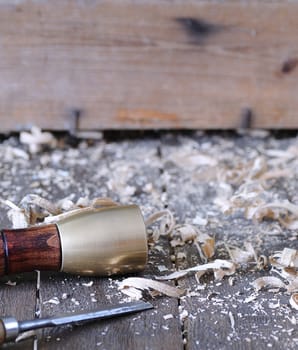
[192,215,208,226]
[145,210,176,240]
[156,260,236,281]
[71,298,80,306]
[228,311,236,333]
[43,297,60,305]
[1,194,118,228]
[163,314,174,320]
[20,126,56,153]
[5,280,17,286]
[157,265,168,272]
[244,293,258,303]
[118,277,185,299]
[179,309,188,323]
[268,300,280,309]
[82,281,94,287]
[15,330,36,343]
[225,242,256,264]
[289,293,298,311]
[266,248,298,293]
[146,210,214,260]
[251,277,286,291]
[177,225,215,260]
[271,248,298,268]
[252,201,298,229]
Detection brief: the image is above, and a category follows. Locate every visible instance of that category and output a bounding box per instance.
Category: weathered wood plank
[0,1,298,130]
[161,134,298,350]
[1,132,298,349]
[0,275,36,349]
[37,237,182,350]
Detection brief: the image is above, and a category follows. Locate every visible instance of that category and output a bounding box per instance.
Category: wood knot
[281,58,298,74]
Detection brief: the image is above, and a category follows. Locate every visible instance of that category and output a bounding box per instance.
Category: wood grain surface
[160,134,298,350]
[0,133,297,349]
[0,0,298,130]
[37,239,183,350]
[2,225,61,275]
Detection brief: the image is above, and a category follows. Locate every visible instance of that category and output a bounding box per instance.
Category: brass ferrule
[56,205,148,276]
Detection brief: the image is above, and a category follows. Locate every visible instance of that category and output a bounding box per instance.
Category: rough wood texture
[0,275,36,350]
[37,239,182,350]
[1,0,298,130]
[0,237,5,277]
[161,134,298,350]
[0,132,297,349]
[2,225,61,275]
[35,140,184,349]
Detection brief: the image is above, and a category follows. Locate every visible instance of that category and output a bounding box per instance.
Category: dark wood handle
[0,224,61,276]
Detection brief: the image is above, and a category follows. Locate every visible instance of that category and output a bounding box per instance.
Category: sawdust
[0,129,297,347]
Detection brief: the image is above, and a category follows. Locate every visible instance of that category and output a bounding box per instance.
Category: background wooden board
[1,0,298,131]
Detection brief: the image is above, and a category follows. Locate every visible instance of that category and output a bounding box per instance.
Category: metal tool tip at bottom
[0,301,153,345]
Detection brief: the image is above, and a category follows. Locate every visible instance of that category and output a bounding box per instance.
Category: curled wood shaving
[118,277,185,299]
[145,210,176,241]
[270,248,298,268]
[15,330,36,343]
[257,255,268,270]
[225,242,256,264]
[175,224,215,260]
[252,201,298,229]
[289,293,298,310]
[43,297,60,305]
[287,279,298,293]
[156,260,236,281]
[268,248,298,293]
[1,194,118,228]
[217,156,267,186]
[146,210,214,260]
[251,276,286,291]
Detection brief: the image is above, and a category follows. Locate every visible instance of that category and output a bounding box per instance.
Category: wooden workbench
[0,131,297,349]
[1,0,298,130]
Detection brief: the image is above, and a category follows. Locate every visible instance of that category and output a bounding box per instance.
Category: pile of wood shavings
[0,129,298,319]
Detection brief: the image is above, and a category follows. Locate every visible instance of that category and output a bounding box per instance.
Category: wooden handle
[0,321,5,345]
[0,224,61,276]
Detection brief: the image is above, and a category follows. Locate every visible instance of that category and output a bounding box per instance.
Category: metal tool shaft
[0,301,153,344]
[19,301,152,331]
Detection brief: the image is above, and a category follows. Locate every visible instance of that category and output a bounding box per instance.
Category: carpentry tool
[0,301,153,344]
[0,205,148,276]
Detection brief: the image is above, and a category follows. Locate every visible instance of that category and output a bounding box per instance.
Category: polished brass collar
[56,205,148,276]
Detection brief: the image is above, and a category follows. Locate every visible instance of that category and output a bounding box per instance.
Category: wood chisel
[0,205,148,276]
[0,301,153,344]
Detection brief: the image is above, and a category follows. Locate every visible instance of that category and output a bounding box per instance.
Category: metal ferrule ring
[56,205,148,276]
[1,317,19,341]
